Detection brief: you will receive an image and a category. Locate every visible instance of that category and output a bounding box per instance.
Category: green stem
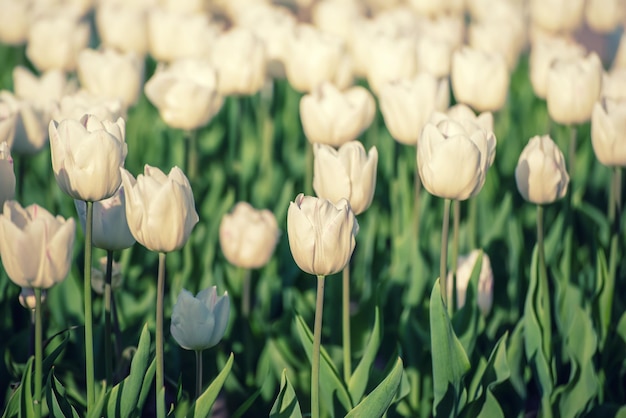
[84,201,95,411]
[612,167,622,233]
[34,287,42,418]
[104,250,113,386]
[342,263,351,382]
[468,196,477,250]
[440,199,451,307]
[537,205,552,357]
[451,200,460,315]
[412,169,421,244]
[241,268,251,319]
[185,130,198,183]
[195,350,203,401]
[537,205,548,284]
[312,275,326,418]
[156,252,167,418]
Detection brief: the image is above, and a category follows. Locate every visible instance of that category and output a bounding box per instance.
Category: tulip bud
[170,287,230,351]
[415,36,454,78]
[49,114,127,202]
[300,82,375,147]
[0,142,15,207]
[468,20,524,71]
[120,165,199,253]
[602,70,626,101]
[515,135,569,205]
[0,102,16,149]
[365,33,417,95]
[219,202,280,269]
[0,0,30,45]
[443,103,495,135]
[287,194,358,276]
[0,201,76,289]
[1,91,53,155]
[91,257,123,295]
[585,0,625,33]
[530,0,584,33]
[446,250,493,316]
[13,67,70,106]
[52,90,124,123]
[96,2,149,55]
[591,99,626,167]
[19,288,47,310]
[313,141,378,215]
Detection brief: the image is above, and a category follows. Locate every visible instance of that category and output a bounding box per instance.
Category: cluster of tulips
[0,0,626,416]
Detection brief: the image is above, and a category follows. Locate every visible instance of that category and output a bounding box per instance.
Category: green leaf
[430,279,470,417]
[21,357,35,418]
[348,307,381,403]
[46,369,80,418]
[191,352,234,418]
[231,385,264,418]
[87,382,107,418]
[294,315,353,415]
[593,243,614,350]
[137,358,157,412]
[345,357,403,418]
[269,369,303,418]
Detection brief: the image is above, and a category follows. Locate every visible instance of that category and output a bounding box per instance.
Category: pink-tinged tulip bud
[0,201,76,289]
[0,142,15,207]
[120,165,199,253]
[91,257,123,295]
[515,135,569,205]
[313,141,378,215]
[287,193,358,276]
[219,202,280,269]
[19,287,47,310]
[170,287,230,351]
[49,114,127,202]
[530,0,584,33]
[591,99,626,167]
[446,250,493,316]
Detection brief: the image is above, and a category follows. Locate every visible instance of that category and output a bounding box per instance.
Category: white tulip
[591,99,626,167]
[446,250,493,316]
[52,90,124,123]
[0,142,15,207]
[585,0,625,33]
[530,0,584,33]
[0,0,31,45]
[365,33,417,94]
[529,36,586,99]
[96,2,150,55]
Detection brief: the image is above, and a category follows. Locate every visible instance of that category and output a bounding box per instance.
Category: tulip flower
[52,90,124,123]
[13,67,70,106]
[585,0,625,33]
[530,0,584,33]
[515,135,569,205]
[96,2,150,55]
[613,33,626,72]
[0,102,16,148]
[313,142,378,215]
[311,0,363,43]
[0,142,15,207]
[365,33,417,94]
[0,0,30,45]
[591,99,626,167]
[415,36,454,78]
[300,82,375,147]
[546,52,602,125]
[0,201,75,289]
[468,20,524,71]
[49,114,127,202]
[1,91,53,155]
[219,202,280,269]
[446,250,493,316]
[443,103,495,135]
[602,70,626,101]
[120,165,199,253]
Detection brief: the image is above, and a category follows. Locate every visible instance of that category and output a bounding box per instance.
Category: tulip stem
[34,287,42,418]
[413,170,421,243]
[536,205,552,363]
[84,201,95,411]
[451,200,460,315]
[537,205,548,283]
[156,252,167,418]
[241,268,251,319]
[342,263,352,382]
[312,275,326,418]
[195,350,203,400]
[104,250,113,386]
[609,167,622,230]
[185,130,198,183]
[440,199,451,307]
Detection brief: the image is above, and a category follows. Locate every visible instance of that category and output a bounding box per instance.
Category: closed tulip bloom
[366,34,417,94]
[530,0,584,33]
[312,0,363,43]
[0,0,30,45]
[300,82,375,147]
[313,141,378,215]
[219,202,279,269]
[1,91,52,155]
[444,103,495,135]
[0,201,76,289]
[515,135,569,205]
[379,73,449,145]
[0,102,17,148]
[546,52,602,125]
[591,99,626,166]
[170,287,230,351]
[602,70,626,101]
[469,20,524,71]
[0,142,15,207]
[529,36,586,99]
[144,58,224,131]
[418,118,495,201]
[287,193,358,276]
[77,49,145,110]
[96,2,149,55]
[415,36,454,78]
[120,165,199,253]
[446,250,493,316]
[585,0,624,33]
[451,46,510,112]
[50,114,127,202]
[75,186,136,250]
[52,90,124,123]
[13,67,70,105]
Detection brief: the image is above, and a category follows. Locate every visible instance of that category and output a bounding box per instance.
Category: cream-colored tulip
[77,49,145,109]
[546,52,602,125]
[530,0,584,33]
[366,34,417,94]
[49,115,127,202]
[379,73,449,146]
[13,67,70,105]
[120,165,199,253]
[416,14,465,50]
[219,202,279,269]
[585,0,625,33]
[0,91,52,155]
[591,99,626,167]
[91,256,123,295]
[300,82,375,147]
[529,36,586,99]
[313,141,378,215]
[0,102,17,149]
[601,70,626,101]
[444,103,495,136]
[408,0,459,16]
[210,28,267,96]
[144,59,224,131]
[349,17,402,79]
[0,142,15,207]
[159,0,206,14]
[515,135,569,205]
[0,0,30,45]
[96,2,149,55]
[287,193,358,276]
[469,20,524,71]
[613,33,626,72]
[312,0,363,43]
[0,201,76,289]
[446,250,493,316]
[52,90,124,122]
[451,46,510,112]
[415,36,454,78]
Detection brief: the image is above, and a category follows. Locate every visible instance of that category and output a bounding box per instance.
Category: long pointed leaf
[345,357,403,418]
[270,369,303,418]
[348,307,381,403]
[191,352,234,418]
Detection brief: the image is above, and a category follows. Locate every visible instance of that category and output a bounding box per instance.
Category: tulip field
[1,1,626,417]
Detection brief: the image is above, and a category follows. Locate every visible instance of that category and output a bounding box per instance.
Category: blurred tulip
[52,90,124,122]
[144,58,224,131]
[416,14,465,50]
[91,256,123,295]
[365,33,417,94]
[77,49,145,110]
[13,67,70,105]
[75,186,136,250]
[159,0,206,14]
[170,286,230,351]
[408,0,463,17]
[591,99,626,167]
[96,2,149,55]
[546,52,602,125]
[585,0,625,33]
[601,70,626,101]
[313,141,378,215]
[530,0,584,33]
[0,142,15,207]
[613,33,626,71]
[312,0,363,42]
[529,36,586,99]
[210,28,267,96]
[349,17,405,79]
[19,287,47,310]
[287,193,358,276]
[379,73,449,145]
[451,46,510,112]
[444,103,495,135]
[120,165,199,253]
[0,102,17,149]
[300,82,375,147]
[469,20,524,71]
[0,201,76,289]
[415,36,454,78]
[515,135,569,204]
[219,202,280,269]
[0,91,52,155]
[446,250,493,316]
[0,0,30,45]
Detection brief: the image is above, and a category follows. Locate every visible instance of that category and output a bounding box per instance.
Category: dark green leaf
[269,369,302,418]
[345,357,403,418]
